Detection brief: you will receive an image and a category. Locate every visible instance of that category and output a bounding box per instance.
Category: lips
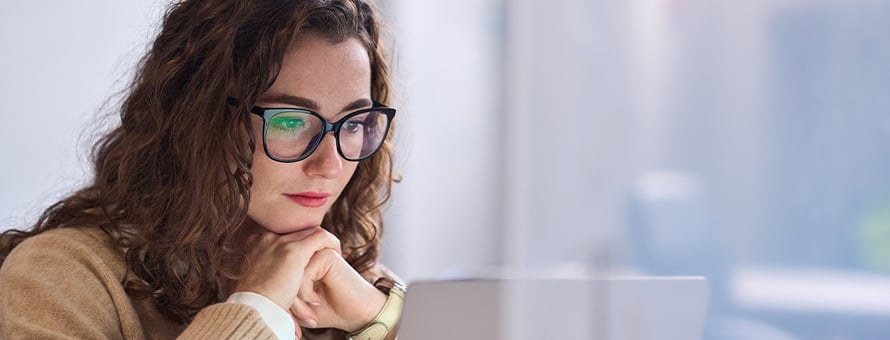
[284,192,330,208]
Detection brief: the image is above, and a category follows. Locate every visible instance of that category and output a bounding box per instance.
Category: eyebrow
[261,94,373,113]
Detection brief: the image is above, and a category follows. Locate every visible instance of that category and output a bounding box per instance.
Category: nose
[302,133,343,179]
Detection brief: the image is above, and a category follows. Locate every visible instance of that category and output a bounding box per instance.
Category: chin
[264,215,324,234]
[245,205,328,234]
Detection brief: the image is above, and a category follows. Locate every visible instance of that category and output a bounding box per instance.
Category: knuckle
[328,235,342,248]
[307,229,332,244]
[320,230,341,246]
[282,243,309,260]
[320,247,340,259]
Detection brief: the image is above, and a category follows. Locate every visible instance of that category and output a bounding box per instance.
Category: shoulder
[21,226,114,246]
[0,227,135,338]
[1,227,127,282]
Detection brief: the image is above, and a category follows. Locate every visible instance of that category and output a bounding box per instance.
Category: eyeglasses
[250,104,396,163]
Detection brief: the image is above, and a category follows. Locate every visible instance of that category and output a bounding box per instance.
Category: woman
[0,0,402,339]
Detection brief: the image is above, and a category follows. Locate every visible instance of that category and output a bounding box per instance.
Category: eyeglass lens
[265,110,390,161]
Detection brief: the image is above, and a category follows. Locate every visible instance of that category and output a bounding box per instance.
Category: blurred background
[2,0,889,339]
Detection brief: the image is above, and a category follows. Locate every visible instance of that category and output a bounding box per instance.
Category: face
[246,35,371,234]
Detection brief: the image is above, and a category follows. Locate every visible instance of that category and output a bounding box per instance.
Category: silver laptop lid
[398,277,709,340]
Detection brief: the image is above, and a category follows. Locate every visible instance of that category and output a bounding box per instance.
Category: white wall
[0,1,165,230]
[381,0,504,282]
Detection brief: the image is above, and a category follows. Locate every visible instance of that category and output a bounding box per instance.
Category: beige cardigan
[0,227,385,339]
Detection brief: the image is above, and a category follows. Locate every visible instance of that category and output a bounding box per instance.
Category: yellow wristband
[348,278,406,340]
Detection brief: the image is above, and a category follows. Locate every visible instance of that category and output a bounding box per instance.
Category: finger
[303,248,339,283]
[290,312,303,340]
[298,229,342,255]
[278,228,342,258]
[290,298,319,329]
[300,248,380,331]
[298,277,322,307]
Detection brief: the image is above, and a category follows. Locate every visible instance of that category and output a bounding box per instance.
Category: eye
[269,116,306,133]
[343,119,364,133]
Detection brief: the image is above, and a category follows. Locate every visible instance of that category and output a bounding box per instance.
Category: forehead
[260,35,371,113]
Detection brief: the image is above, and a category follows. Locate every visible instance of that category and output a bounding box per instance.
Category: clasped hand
[232,227,386,339]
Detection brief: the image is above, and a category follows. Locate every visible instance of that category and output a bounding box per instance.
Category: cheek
[341,162,359,185]
[248,152,271,202]
[248,122,284,196]
[249,119,273,193]
[333,162,360,199]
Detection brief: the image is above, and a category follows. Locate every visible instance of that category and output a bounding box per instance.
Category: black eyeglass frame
[249,104,396,163]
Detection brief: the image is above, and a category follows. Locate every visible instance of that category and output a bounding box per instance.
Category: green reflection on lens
[269,115,305,132]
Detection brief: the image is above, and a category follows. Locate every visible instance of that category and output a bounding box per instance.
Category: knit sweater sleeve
[179,303,278,339]
[0,228,278,340]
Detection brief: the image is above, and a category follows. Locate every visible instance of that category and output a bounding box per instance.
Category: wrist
[348,278,406,340]
[347,284,388,332]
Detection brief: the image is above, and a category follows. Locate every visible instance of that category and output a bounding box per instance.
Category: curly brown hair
[0,0,395,324]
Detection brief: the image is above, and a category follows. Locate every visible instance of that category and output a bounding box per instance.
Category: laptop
[397,277,709,340]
